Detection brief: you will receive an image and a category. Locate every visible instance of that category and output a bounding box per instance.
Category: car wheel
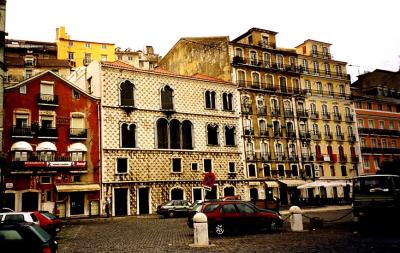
[214,223,225,236]
[168,211,174,218]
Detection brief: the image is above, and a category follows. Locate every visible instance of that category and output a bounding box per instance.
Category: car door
[235,203,258,230]
[220,203,241,231]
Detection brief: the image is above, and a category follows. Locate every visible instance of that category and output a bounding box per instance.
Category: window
[85,42,91,48]
[292,78,300,91]
[248,35,253,45]
[68,52,74,60]
[277,55,284,69]
[25,69,33,79]
[378,104,382,110]
[225,126,236,146]
[205,90,216,109]
[336,65,342,77]
[322,47,329,58]
[14,151,28,161]
[250,51,257,65]
[182,120,193,149]
[339,85,345,96]
[228,162,236,173]
[73,90,80,99]
[313,61,319,75]
[266,74,274,88]
[40,176,51,184]
[363,157,370,169]
[116,158,128,174]
[222,93,233,111]
[204,159,212,172]
[379,121,385,129]
[191,163,198,171]
[170,119,181,149]
[325,63,331,76]
[102,44,107,49]
[15,112,29,129]
[389,121,394,130]
[333,106,339,117]
[374,158,380,170]
[368,119,375,128]
[72,175,81,183]
[263,52,271,67]
[278,164,285,177]
[263,164,271,177]
[327,83,333,96]
[84,53,91,64]
[156,119,193,149]
[371,138,377,148]
[302,59,309,73]
[237,70,246,86]
[68,41,73,46]
[382,139,387,149]
[330,166,336,176]
[120,80,135,107]
[355,100,362,109]
[101,55,108,62]
[261,36,269,47]
[248,164,257,177]
[71,151,84,161]
[121,123,136,148]
[161,85,174,110]
[207,124,219,145]
[316,82,323,95]
[387,104,392,112]
[357,119,364,128]
[172,158,182,173]
[279,76,287,92]
[291,165,299,177]
[259,120,267,136]
[19,84,27,94]
[312,44,318,55]
[71,113,85,137]
[367,102,372,110]
[235,48,243,58]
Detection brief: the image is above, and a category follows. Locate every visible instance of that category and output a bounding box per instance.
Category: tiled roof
[102,60,136,69]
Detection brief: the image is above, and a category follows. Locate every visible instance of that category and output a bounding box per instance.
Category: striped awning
[278,179,307,187]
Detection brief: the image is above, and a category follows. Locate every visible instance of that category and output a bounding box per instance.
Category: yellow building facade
[56,26,116,67]
[295,40,358,199]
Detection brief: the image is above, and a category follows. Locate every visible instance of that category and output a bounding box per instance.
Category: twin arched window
[157,118,193,149]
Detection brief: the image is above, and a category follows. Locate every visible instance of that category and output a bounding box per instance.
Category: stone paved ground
[58,209,400,253]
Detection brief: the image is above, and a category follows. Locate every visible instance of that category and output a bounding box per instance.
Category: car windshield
[41,212,58,220]
[29,224,51,242]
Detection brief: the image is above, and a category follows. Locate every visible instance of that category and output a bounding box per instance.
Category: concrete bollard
[289,206,303,231]
[191,212,210,247]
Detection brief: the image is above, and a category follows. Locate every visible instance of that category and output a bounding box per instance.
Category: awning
[68,142,87,152]
[265,181,279,188]
[297,180,352,189]
[36,141,57,152]
[56,184,100,192]
[278,179,307,187]
[11,141,33,151]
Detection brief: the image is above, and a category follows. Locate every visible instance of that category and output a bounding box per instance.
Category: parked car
[156,200,192,218]
[0,222,58,253]
[0,208,14,213]
[187,200,283,235]
[0,211,61,237]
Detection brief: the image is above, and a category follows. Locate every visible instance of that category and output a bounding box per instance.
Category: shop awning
[278,179,307,187]
[297,180,352,189]
[11,141,33,151]
[67,142,87,152]
[265,181,279,188]
[56,184,100,192]
[36,141,57,152]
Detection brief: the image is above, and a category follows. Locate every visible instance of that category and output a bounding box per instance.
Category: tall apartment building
[351,69,400,174]
[56,26,116,67]
[2,71,100,217]
[75,60,244,216]
[295,40,357,200]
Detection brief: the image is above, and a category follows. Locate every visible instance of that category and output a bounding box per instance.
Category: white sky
[6,0,400,80]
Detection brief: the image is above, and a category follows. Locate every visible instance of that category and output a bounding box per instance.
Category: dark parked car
[0,222,58,253]
[188,200,283,235]
[157,200,192,218]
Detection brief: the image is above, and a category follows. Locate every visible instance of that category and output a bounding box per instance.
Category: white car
[0,212,40,225]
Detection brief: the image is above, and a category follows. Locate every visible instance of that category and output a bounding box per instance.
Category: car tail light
[42,246,52,253]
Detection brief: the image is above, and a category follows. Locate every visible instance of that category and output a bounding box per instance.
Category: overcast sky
[6,0,400,80]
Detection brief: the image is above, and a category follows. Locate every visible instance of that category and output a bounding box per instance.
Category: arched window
[182,120,193,149]
[336,125,342,135]
[312,123,319,135]
[157,118,168,149]
[121,123,136,148]
[273,120,280,136]
[339,146,345,158]
[161,85,174,110]
[225,125,236,146]
[170,119,181,149]
[279,76,287,92]
[310,103,316,113]
[327,145,333,156]
[207,124,219,145]
[322,104,328,115]
[120,80,135,106]
[259,120,267,135]
[252,72,260,88]
[222,93,233,111]
[237,70,246,86]
[205,90,216,109]
[315,144,322,159]
[339,84,345,96]
[235,48,243,58]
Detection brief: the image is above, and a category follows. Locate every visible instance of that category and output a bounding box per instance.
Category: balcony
[271,108,280,116]
[246,151,255,161]
[38,127,58,138]
[231,56,300,73]
[322,112,331,120]
[310,111,319,119]
[336,133,345,141]
[273,130,282,137]
[244,127,254,136]
[324,133,333,141]
[259,152,271,161]
[242,105,252,114]
[274,152,285,161]
[259,129,269,137]
[358,128,400,136]
[348,134,356,142]
[312,132,321,140]
[299,131,311,140]
[288,155,299,162]
[286,130,296,139]
[284,110,294,118]
[301,153,314,162]
[11,126,33,138]
[257,106,267,116]
[37,94,59,106]
[309,50,332,59]
[69,128,88,139]
[301,89,351,99]
[345,115,354,122]
[333,114,342,122]
[297,110,308,118]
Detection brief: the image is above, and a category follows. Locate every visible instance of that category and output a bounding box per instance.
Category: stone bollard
[289,206,303,231]
[190,212,210,247]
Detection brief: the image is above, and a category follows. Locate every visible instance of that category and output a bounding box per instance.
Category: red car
[188,200,283,235]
